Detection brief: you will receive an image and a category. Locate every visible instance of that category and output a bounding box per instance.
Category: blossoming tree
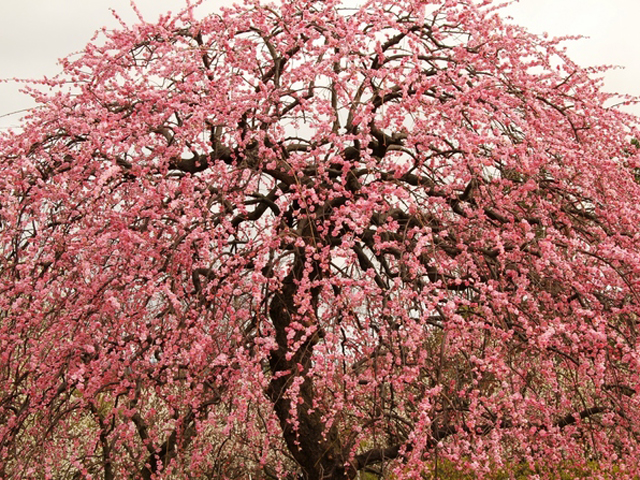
[1,0,640,478]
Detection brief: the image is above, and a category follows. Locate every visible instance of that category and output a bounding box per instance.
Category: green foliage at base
[428,459,620,480]
[368,458,628,480]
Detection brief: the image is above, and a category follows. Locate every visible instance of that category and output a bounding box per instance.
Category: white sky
[0,0,638,129]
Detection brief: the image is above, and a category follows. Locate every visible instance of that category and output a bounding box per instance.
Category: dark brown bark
[267,261,354,480]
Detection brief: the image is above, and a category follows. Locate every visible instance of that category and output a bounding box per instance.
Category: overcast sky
[1,0,638,129]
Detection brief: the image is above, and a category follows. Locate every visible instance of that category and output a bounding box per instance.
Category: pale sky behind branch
[0,0,638,129]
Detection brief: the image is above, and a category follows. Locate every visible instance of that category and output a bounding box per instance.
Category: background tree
[1,0,640,478]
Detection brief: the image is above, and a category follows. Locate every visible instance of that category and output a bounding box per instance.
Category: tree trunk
[267,261,354,480]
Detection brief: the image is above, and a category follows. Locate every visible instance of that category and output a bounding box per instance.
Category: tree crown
[1,0,640,479]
